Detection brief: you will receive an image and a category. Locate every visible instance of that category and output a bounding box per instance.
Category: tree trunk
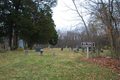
[28,41,34,50]
[108,25,119,58]
[91,47,94,58]
[9,34,12,50]
[13,29,18,50]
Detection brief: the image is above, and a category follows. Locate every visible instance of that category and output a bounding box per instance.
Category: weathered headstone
[25,50,28,55]
[82,48,84,52]
[77,48,79,51]
[61,47,63,51]
[74,50,78,53]
[48,43,50,49]
[69,47,71,51]
[89,47,91,51]
[76,45,78,51]
[40,49,43,56]
[3,44,5,49]
[93,47,95,53]
[35,46,42,52]
[66,46,67,49]
[101,48,103,53]
[71,48,73,51]
[53,52,56,56]
[19,39,24,48]
[8,47,10,51]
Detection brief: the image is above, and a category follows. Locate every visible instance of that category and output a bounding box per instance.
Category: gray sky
[52,0,90,31]
[52,0,78,31]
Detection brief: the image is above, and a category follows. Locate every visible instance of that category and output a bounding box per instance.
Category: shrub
[103,46,107,49]
[108,47,110,49]
[18,47,23,51]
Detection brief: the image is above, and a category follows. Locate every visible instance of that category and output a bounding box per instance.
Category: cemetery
[0,0,120,79]
[0,47,120,80]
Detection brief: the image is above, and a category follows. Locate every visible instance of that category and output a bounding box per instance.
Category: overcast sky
[52,0,79,31]
[52,0,90,31]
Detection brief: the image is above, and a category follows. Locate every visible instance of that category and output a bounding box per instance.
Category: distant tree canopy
[0,0,57,49]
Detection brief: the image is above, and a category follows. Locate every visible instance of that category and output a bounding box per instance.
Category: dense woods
[0,0,58,49]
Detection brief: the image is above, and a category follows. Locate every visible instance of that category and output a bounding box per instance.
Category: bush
[103,46,107,49]
[108,47,110,49]
[18,47,23,51]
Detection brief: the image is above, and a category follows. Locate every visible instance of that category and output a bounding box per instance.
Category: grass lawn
[0,48,119,80]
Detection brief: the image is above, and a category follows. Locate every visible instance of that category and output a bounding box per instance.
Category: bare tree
[87,0,120,58]
[72,0,90,41]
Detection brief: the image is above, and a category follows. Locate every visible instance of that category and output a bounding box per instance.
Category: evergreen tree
[0,0,57,50]
[49,29,58,46]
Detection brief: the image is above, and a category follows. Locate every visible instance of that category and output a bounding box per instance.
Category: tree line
[56,0,120,59]
[0,0,58,50]
[65,0,120,59]
[56,26,110,49]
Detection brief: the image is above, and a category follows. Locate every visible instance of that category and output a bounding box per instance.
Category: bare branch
[72,0,89,41]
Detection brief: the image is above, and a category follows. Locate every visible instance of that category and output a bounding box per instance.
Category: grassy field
[0,48,119,80]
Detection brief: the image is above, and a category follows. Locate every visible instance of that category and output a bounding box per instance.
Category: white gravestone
[19,39,24,48]
[40,49,43,56]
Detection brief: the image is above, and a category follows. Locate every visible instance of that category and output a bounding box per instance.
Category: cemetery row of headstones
[61,47,103,53]
[61,47,79,53]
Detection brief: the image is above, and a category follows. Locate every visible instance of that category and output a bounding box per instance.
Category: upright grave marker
[19,39,24,48]
[81,42,95,58]
[25,50,28,55]
[35,46,42,52]
[40,49,43,56]
[53,52,56,56]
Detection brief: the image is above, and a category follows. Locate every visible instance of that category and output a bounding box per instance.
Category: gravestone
[76,45,78,51]
[77,48,79,51]
[61,47,63,51]
[66,46,67,49]
[74,50,78,53]
[89,47,91,51]
[82,48,84,52]
[48,46,50,49]
[8,47,10,51]
[40,49,43,56]
[19,39,24,48]
[3,44,5,49]
[69,47,71,51]
[93,47,96,53]
[53,52,56,56]
[25,50,28,55]
[101,48,103,53]
[35,46,42,52]
[48,43,50,49]
[71,48,73,51]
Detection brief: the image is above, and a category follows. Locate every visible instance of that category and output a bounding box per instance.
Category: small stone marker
[40,49,43,56]
[61,47,63,51]
[53,52,56,56]
[25,50,28,55]
[74,50,78,53]
[82,48,84,52]
[101,48,103,53]
[77,48,79,51]
[8,47,10,51]
[69,47,71,51]
[93,47,95,53]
